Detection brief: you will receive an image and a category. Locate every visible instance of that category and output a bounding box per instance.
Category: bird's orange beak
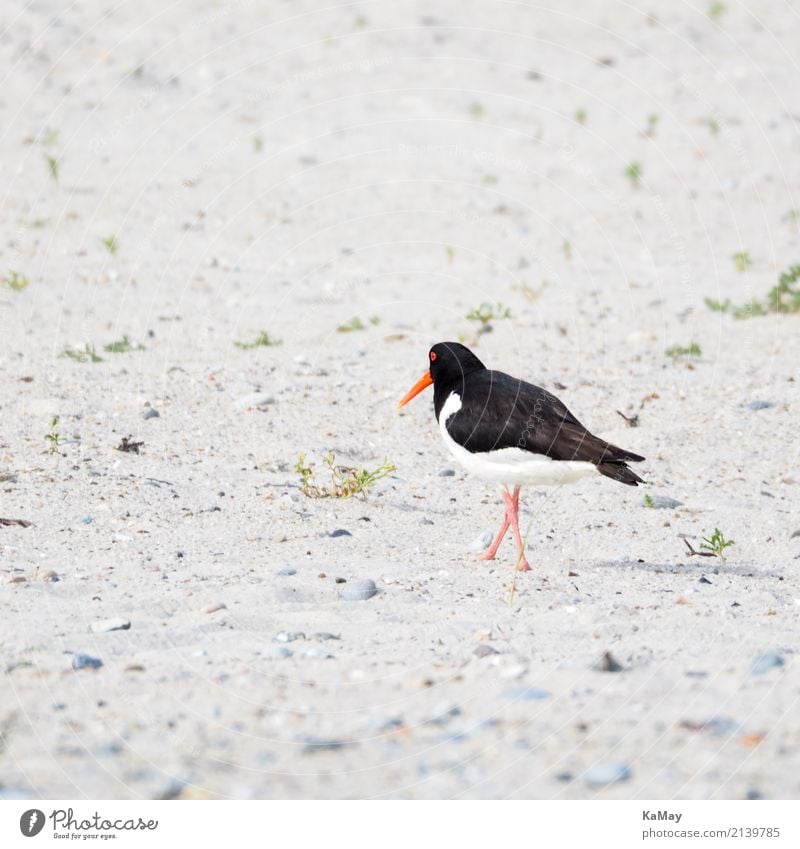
[398,370,433,408]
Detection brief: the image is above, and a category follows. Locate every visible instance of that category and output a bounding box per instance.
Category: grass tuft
[295,452,395,499]
[234,331,282,349]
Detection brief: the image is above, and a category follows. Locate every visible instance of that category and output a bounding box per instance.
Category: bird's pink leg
[507,486,532,572]
[478,488,513,561]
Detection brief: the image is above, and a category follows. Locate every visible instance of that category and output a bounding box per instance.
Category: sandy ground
[1,1,799,800]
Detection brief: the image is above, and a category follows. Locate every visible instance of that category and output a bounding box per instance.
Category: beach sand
[1,0,799,799]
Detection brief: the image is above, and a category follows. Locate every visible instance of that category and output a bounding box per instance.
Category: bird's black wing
[444,370,645,485]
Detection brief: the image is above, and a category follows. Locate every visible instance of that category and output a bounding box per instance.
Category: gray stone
[263,645,292,659]
[474,644,499,658]
[72,653,103,670]
[438,468,456,477]
[329,528,352,538]
[276,567,297,576]
[750,652,784,675]
[274,631,305,643]
[745,400,776,411]
[583,762,632,787]
[143,408,160,419]
[648,494,684,509]
[342,579,377,601]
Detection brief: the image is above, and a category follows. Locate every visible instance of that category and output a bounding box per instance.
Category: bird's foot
[515,558,532,572]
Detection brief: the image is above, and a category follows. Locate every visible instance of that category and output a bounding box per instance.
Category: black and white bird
[398,341,645,571]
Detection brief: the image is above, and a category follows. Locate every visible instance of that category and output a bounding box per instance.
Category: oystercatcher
[398,342,645,571]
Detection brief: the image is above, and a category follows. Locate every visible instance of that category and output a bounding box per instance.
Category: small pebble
[263,645,292,659]
[583,762,632,788]
[341,579,377,601]
[6,575,26,585]
[81,516,93,525]
[313,632,340,641]
[335,577,347,584]
[235,392,275,410]
[648,494,684,509]
[90,618,131,634]
[698,576,712,585]
[202,602,227,614]
[303,647,335,659]
[276,567,297,577]
[750,652,784,676]
[474,644,499,658]
[745,400,776,411]
[438,468,456,477]
[274,631,305,643]
[329,529,352,538]
[502,686,550,701]
[468,531,493,553]
[302,736,349,754]
[595,651,624,672]
[143,408,160,419]
[72,653,103,671]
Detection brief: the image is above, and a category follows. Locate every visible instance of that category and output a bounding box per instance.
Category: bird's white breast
[437,391,598,487]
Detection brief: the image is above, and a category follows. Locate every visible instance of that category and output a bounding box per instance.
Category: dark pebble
[302,736,349,754]
[595,651,624,672]
[143,408,160,419]
[335,577,347,584]
[329,529,352,538]
[438,468,456,477]
[698,576,712,584]
[745,400,776,411]
[502,686,550,701]
[583,762,632,787]
[276,568,297,576]
[474,644,499,658]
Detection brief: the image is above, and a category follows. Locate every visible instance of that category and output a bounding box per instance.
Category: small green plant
[704,264,800,319]
[104,335,144,353]
[61,344,103,363]
[445,245,455,263]
[468,101,485,119]
[101,235,118,256]
[731,251,752,272]
[646,114,660,136]
[643,493,655,508]
[699,527,735,560]
[2,271,30,291]
[562,239,572,260]
[234,330,282,349]
[665,342,702,360]
[45,417,61,455]
[707,117,721,134]
[708,2,726,23]
[45,155,59,181]
[295,452,395,499]
[252,134,264,153]
[337,316,379,333]
[515,281,547,303]
[625,161,642,187]
[575,108,587,125]
[466,302,513,326]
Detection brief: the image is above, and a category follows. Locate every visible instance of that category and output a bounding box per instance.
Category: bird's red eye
[430,351,437,362]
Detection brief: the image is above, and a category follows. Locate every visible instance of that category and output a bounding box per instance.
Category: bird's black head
[398,341,486,408]
[428,341,486,385]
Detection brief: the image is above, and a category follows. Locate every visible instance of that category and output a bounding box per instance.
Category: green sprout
[643,493,655,508]
[234,331,282,349]
[469,101,485,119]
[2,271,30,291]
[45,155,59,181]
[708,2,726,23]
[61,344,103,363]
[731,251,752,272]
[101,235,118,255]
[45,417,61,455]
[699,527,735,560]
[104,335,145,353]
[665,342,702,360]
[295,452,395,499]
[575,109,587,125]
[337,316,380,333]
[625,161,642,187]
[466,302,513,326]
